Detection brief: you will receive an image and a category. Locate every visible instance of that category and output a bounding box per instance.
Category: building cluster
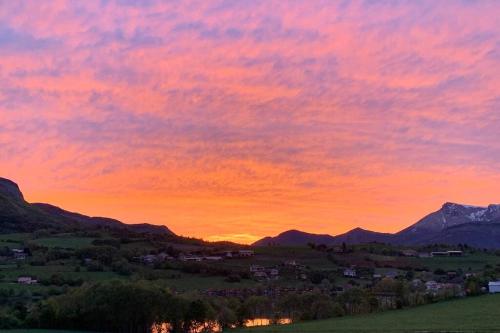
[250,265,279,280]
[203,286,317,298]
[179,250,255,262]
[133,249,255,265]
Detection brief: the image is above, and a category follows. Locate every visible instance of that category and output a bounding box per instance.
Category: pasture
[234,294,500,332]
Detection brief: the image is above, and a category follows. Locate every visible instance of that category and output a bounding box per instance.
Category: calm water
[152,318,292,332]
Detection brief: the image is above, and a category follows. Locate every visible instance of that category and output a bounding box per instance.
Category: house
[141,254,157,264]
[269,268,279,277]
[489,281,500,293]
[332,246,344,253]
[238,250,254,257]
[180,254,203,262]
[447,271,458,279]
[254,271,268,280]
[12,249,26,260]
[384,270,399,279]
[411,279,423,288]
[204,256,223,261]
[425,281,440,294]
[343,268,357,277]
[157,253,174,261]
[430,251,463,257]
[18,276,37,285]
[401,249,418,257]
[250,265,265,272]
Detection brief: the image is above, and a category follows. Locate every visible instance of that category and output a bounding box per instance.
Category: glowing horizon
[1,1,499,244]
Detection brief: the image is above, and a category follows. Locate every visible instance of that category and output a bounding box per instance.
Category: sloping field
[235,294,500,333]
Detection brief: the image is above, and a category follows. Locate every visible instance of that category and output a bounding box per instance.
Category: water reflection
[245,318,292,327]
[152,318,292,332]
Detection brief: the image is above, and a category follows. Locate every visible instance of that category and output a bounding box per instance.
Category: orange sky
[0,1,499,243]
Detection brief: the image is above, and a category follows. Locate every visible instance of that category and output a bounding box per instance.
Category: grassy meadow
[234,294,500,333]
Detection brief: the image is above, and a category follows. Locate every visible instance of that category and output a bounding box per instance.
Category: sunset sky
[1,1,499,243]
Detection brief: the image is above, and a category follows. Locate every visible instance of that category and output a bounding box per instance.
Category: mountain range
[253,202,500,248]
[2,177,500,248]
[0,177,174,235]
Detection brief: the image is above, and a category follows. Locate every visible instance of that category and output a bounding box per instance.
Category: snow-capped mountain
[397,202,500,237]
[253,202,500,248]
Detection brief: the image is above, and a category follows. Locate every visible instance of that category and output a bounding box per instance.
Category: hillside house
[140,254,157,264]
[430,250,463,257]
[18,276,37,285]
[269,268,279,278]
[401,249,418,257]
[157,253,174,261]
[180,254,203,262]
[425,280,439,293]
[253,271,268,280]
[489,281,500,293]
[12,248,26,260]
[238,250,254,257]
[343,268,357,277]
[250,265,265,272]
[411,279,423,288]
[204,256,223,261]
[384,270,400,279]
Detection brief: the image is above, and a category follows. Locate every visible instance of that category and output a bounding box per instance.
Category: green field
[32,237,95,249]
[234,294,500,332]
[416,253,500,271]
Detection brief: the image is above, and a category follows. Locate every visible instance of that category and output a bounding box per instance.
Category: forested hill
[0,177,174,236]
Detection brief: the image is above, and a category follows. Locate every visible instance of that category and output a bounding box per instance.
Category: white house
[343,268,357,277]
[18,277,37,285]
[489,281,500,293]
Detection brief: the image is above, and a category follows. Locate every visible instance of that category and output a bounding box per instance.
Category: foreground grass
[235,294,500,333]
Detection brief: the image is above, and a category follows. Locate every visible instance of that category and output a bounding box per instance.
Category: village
[4,241,499,302]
